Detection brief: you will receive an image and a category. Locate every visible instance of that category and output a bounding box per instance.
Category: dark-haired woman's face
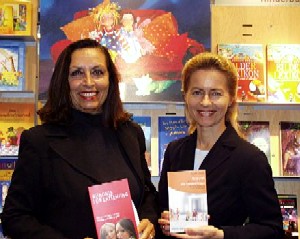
[116,223,131,239]
[69,48,109,114]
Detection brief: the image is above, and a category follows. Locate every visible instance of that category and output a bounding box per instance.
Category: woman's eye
[70,69,84,78]
[192,90,204,96]
[92,68,104,77]
[211,91,222,97]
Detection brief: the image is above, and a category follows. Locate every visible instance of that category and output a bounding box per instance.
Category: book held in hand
[167,170,208,233]
[88,178,139,239]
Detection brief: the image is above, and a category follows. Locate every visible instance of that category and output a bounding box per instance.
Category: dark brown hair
[38,39,130,128]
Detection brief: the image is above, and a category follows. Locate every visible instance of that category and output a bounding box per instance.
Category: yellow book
[0,1,32,36]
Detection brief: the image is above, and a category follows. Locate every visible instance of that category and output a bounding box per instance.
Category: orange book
[218,44,265,102]
[168,170,208,233]
[0,102,35,156]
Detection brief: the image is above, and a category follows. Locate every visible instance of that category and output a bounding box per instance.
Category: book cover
[88,178,139,239]
[0,102,35,156]
[0,40,25,91]
[0,1,32,36]
[280,122,300,176]
[238,121,271,162]
[218,44,265,102]
[158,116,189,174]
[167,170,208,233]
[278,194,298,239]
[267,44,300,103]
[132,116,152,173]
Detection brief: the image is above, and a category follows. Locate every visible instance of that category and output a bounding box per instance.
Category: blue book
[0,41,25,91]
[158,116,188,174]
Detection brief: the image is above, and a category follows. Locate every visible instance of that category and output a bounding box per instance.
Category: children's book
[132,116,152,173]
[0,1,32,36]
[280,122,300,176]
[278,194,298,239]
[0,41,25,91]
[88,178,139,239]
[267,44,300,103]
[218,44,265,102]
[168,170,208,233]
[158,116,189,174]
[238,121,271,162]
[0,102,35,156]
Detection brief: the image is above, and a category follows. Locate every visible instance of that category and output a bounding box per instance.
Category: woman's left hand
[138,219,155,239]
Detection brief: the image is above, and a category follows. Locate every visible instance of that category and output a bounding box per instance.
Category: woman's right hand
[158,211,171,236]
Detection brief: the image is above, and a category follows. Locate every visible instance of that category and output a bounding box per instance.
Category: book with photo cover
[0,40,25,91]
[278,194,298,239]
[280,122,300,176]
[238,121,271,162]
[167,170,208,233]
[158,116,189,174]
[218,43,265,102]
[267,44,300,103]
[132,116,152,173]
[88,178,139,239]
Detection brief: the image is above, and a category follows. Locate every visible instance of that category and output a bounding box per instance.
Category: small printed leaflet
[88,178,139,239]
[168,170,208,233]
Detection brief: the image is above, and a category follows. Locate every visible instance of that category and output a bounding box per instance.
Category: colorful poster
[267,44,300,103]
[238,121,270,162]
[280,122,300,176]
[39,0,211,102]
[158,116,188,174]
[0,102,35,156]
[132,115,151,172]
[278,194,298,239]
[218,44,265,102]
[0,41,25,91]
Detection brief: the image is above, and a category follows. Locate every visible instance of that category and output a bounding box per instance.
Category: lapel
[199,125,239,176]
[43,122,142,184]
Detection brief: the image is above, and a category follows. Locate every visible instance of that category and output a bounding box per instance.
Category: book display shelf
[0,1,299,237]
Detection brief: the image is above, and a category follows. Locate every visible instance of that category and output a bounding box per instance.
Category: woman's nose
[201,94,211,105]
[82,72,95,86]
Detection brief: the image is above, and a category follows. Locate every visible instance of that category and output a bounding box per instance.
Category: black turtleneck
[67,109,140,205]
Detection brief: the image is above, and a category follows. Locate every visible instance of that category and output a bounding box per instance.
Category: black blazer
[1,121,159,239]
[158,124,284,239]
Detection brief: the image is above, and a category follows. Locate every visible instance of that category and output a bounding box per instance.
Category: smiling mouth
[198,110,215,117]
[79,91,98,100]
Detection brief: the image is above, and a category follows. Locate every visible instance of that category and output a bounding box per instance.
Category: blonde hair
[182,52,243,136]
[93,2,121,29]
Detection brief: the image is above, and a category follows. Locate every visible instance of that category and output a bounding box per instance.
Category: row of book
[218,43,300,103]
[134,115,300,177]
[1,102,300,177]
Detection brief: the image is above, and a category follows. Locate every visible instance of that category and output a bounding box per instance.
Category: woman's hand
[138,218,155,239]
[158,210,171,236]
[171,226,224,239]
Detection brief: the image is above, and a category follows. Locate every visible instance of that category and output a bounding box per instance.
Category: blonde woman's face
[69,48,109,114]
[185,69,232,132]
